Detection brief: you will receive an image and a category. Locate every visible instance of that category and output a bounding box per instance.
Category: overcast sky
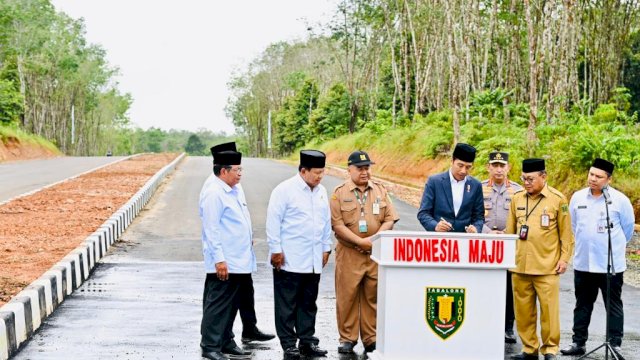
[50,0,337,134]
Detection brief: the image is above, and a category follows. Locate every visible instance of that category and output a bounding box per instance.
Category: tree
[185,134,205,155]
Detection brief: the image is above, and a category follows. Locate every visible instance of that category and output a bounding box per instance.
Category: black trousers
[238,275,258,335]
[572,270,624,346]
[505,271,515,330]
[201,273,252,352]
[273,269,321,349]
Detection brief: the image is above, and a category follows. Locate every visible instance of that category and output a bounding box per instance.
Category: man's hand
[215,261,228,281]
[357,237,373,252]
[271,253,285,270]
[436,219,453,232]
[465,225,478,233]
[323,251,330,267]
[555,260,568,274]
[490,230,505,234]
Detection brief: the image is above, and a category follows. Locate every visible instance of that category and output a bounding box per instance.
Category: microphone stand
[579,187,623,360]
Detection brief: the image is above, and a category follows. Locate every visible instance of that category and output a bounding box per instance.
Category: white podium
[369,231,517,360]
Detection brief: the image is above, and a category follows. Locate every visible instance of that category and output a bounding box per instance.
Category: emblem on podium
[425,287,466,340]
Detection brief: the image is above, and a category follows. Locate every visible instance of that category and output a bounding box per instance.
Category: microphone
[602,185,612,205]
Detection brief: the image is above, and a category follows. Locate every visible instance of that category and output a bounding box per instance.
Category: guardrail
[0,153,186,359]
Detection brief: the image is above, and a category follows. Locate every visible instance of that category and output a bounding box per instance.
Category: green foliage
[0,123,59,154]
[274,77,319,154]
[308,83,350,141]
[465,88,513,120]
[622,30,640,114]
[0,79,23,125]
[184,134,206,155]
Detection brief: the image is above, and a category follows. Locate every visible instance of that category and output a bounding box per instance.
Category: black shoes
[283,346,301,360]
[364,342,376,353]
[337,341,356,353]
[222,345,252,359]
[299,343,328,357]
[241,328,276,343]
[611,345,625,360]
[511,352,539,360]
[201,351,229,360]
[544,354,556,360]
[505,330,517,344]
[560,343,586,356]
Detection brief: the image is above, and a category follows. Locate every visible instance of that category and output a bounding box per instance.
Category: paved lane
[0,156,126,203]
[12,157,640,359]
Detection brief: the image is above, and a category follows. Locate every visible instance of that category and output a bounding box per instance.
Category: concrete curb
[0,153,186,360]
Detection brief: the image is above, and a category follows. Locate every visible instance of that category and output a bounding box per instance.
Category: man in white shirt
[198,142,255,360]
[267,150,332,360]
[561,158,635,359]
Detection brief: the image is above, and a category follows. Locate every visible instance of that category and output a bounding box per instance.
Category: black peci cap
[522,158,545,173]
[300,150,326,168]
[592,158,614,175]
[210,142,237,157]
[213,150,242,166]
[452,143,477,163]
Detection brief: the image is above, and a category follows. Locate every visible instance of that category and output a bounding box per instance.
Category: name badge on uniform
[597,219,607,233]
[359,219,368,233]
[519,224,529,240]
[373,202,380,215]
[541,214,550,228]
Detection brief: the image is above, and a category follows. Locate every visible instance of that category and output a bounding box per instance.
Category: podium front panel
[370,231,517,360]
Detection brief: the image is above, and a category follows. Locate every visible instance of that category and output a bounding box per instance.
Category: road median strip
[0,153,185,360]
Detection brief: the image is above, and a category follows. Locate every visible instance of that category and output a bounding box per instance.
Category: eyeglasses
[520,175,537,184]
[228,167,243,173]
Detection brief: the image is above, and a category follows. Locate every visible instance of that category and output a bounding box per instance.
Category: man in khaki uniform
[330,150,399,355]
[506,158,574,360]
[481,151,522,344]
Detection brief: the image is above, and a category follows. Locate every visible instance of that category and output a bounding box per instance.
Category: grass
[296,111,640,223]
[0,124,60,155]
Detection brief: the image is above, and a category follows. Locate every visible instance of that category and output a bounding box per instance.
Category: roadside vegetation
[227,0,640,221]
[0,123,60,156]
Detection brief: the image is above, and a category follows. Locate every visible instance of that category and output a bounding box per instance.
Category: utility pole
[71,104,75,145]
[267,110,272,157]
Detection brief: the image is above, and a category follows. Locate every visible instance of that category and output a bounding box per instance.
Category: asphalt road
[10,157,640,360]
[0,156,126,203]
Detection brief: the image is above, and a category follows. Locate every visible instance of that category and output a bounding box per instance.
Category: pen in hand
[438,217,453,232]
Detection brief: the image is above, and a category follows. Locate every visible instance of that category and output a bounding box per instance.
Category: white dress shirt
[569,187,635,273]
[449,170,466,216]
[266,173,332,273]
[199,174,257,274]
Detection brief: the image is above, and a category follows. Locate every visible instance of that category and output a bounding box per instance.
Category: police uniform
[330,151,399,352]
[481,151,522,342]
[505,159,574,357]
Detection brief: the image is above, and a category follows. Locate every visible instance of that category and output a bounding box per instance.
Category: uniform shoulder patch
[548,187,567,200]
[331,193,338,200]
[561,204,569,213]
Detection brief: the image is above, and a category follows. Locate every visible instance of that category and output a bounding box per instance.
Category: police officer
[199,142,255,360]
[506,159,574,360]
[561,158,635,359]
[330,151,399,354]
[481,151,522,344]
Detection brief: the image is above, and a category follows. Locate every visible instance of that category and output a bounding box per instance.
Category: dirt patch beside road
[0,153,178,306]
